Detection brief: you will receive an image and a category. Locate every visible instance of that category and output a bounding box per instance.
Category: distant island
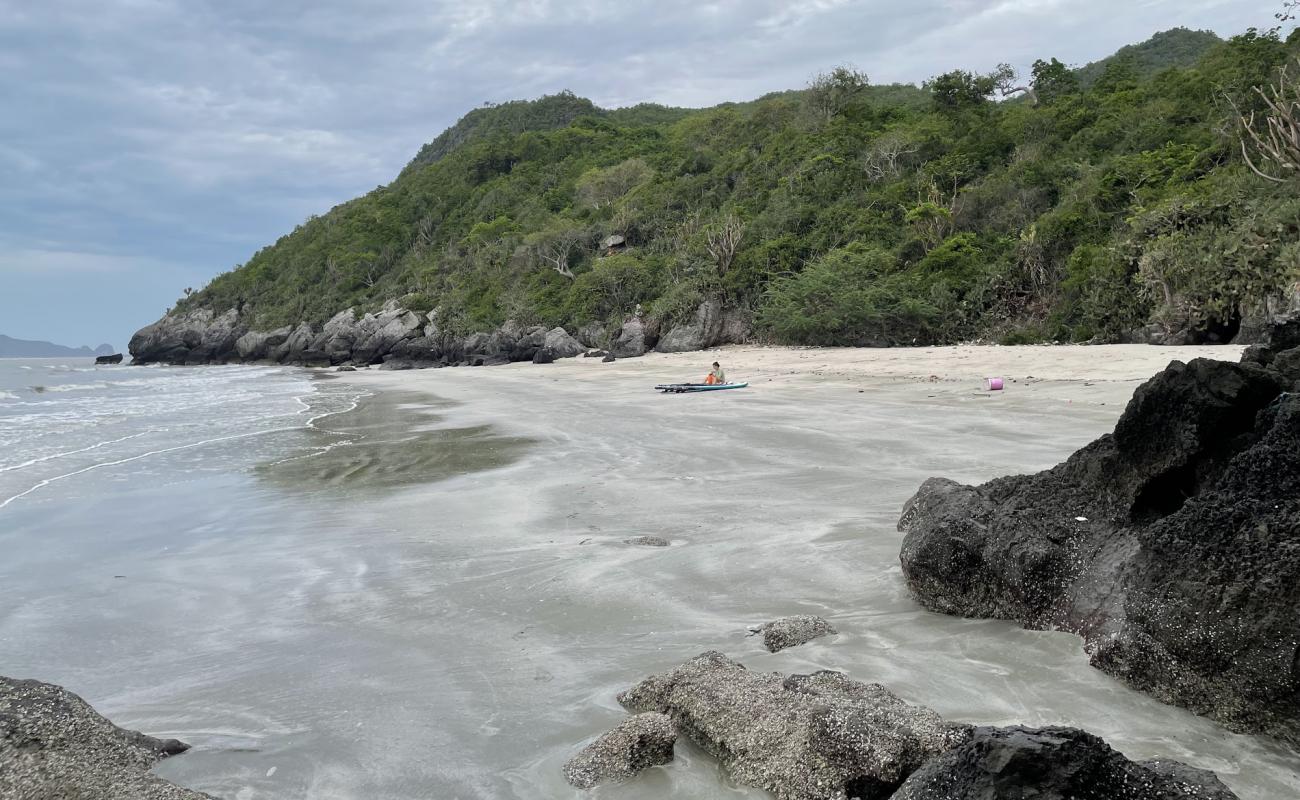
[0,334,115,359]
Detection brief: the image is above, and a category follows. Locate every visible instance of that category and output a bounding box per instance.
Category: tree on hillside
[863,131,920,182]
[991,63,1038,105]
[807,66,870,121]
[575,158,654,209]
[525,221,587,279]
[1030,58,1080,104]
[705,214,746,276]
[927,69,997,111]
[1233,60,1300,183]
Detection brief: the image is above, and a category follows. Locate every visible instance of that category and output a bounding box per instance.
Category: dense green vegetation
[179,27,1300,346]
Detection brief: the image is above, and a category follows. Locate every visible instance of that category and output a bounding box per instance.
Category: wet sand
[199,341,1296,800]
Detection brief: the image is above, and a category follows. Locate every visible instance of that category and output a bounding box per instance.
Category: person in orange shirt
[704,361,726,385]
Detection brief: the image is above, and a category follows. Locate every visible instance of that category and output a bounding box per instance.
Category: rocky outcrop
[576,322,608,349]
[892,726,1237,800]
[129,308,243,365]
[618,651,968,799]
[0,675,210,800]
[562,713,677,789]
[543,327,585,359]
[610,317,652,358]
[130,299,746,368]
[94,354,123,365]
[753,615,837,652]
[898,321,1300,747]
[655,301,751,353]
[607,652,1233,799]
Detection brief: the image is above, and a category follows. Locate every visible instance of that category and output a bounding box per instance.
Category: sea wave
[33,382,111,393]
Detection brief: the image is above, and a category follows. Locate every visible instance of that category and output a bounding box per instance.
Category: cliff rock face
[898,317,1300,747]
[129,303,749,367]
[0,676,211,800]
[655,301,750,353]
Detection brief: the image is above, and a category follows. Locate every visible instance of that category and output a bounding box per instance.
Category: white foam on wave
[0,431,155,473]
[0,379,369,509]
[0,391,17,401]
[36,382,111,393]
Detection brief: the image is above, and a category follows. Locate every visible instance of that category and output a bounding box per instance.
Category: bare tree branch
[993,63,1038,106]
[1231,60,1300,183]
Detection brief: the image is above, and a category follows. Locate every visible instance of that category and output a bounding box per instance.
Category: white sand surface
[266,341,1296,800]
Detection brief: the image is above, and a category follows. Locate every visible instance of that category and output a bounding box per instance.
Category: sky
[0,0,1276,352]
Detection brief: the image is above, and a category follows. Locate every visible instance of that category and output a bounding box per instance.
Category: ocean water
[2,358,1297,800]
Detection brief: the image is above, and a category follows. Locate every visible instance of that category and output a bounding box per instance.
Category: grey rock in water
[755,615,837,652]
[899,322,1300,748]
[601,353,616,363]
[892,726,1238,800]
[624,535,670,547]
[95,353,124,365]
[0,675,210,800]
[335,365,357,372]
[561,712,677,789]
[618,651,968,800]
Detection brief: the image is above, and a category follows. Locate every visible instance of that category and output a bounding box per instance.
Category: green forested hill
[176,27,1300,346]
[1075,27,1223,86]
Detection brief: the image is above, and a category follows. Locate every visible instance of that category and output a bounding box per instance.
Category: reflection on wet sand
[257,388,532,490]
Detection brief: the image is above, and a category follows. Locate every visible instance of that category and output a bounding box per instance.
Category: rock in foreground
[618,651,968,799]
[0,676,210,800]
[755,615,837,652]
[898,332,1300,747]
[893,726,1237,800]
[562,712,677,789]
[608,653,1235,799]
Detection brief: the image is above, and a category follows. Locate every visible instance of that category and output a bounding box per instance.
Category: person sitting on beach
[705,361,726,385]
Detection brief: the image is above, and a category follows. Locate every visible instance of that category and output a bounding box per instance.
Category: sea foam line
[0,431,154,473]
[0,389,371,510]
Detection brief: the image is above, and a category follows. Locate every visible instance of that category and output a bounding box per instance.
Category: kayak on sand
[654,382,749,393]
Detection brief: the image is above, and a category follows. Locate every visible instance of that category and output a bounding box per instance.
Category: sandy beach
[11,344,1299,800]
[249,341,1293,800]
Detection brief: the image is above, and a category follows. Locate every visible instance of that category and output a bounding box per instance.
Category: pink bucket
[986,377,1004,391]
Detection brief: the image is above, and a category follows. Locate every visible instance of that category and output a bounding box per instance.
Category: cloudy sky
[0,0,1273,351]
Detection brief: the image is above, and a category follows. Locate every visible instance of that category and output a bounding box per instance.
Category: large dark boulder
[893,726,1236,800]
[0,675,210,799]
[618,651,968,800]
[94,354,123,365]
[899,342,1300,746]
